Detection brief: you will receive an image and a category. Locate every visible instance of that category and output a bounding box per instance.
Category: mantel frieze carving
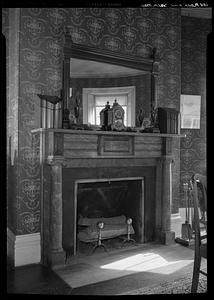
[46,155,175,168]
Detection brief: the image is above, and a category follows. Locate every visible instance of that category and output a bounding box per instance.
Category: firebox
[61,165,157,258]
[75,178,144,255]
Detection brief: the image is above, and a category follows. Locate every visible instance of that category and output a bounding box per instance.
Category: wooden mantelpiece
[32,128,185,268]
[32,128,185,159]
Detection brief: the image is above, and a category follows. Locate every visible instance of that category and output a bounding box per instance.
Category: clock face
[114,109,122,119]
[114,119,123,129]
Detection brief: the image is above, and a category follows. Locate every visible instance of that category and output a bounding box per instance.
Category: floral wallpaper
[180,16,211,206]
[4,7,181,235]
[3,8,20,232]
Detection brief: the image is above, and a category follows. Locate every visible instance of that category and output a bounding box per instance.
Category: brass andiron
[121,218,136,247]
[92,221,108,253]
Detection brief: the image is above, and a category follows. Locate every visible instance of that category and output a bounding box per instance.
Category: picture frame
[180,95,201,129]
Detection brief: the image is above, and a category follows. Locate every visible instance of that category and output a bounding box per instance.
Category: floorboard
[6,242,207,295]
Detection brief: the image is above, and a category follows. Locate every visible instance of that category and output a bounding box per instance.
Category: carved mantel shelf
[32,127,186,138]
[32,128,186,163]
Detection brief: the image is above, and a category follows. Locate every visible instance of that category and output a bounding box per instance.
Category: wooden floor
[6,241,206,295]
[6,262,73,295]
[57,242,207,295]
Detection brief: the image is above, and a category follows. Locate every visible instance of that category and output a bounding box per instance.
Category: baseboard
[14,232,41,267]
[178,207,194,223]
[7,229,41,267]
[171,212,182,238]
[7,228,16,267]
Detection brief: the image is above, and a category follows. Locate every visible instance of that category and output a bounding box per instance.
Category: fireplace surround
[30,35,187,268]
[32,128,185,268]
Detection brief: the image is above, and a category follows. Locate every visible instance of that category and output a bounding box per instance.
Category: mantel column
[48,163,65,267]
[160,137,175,244]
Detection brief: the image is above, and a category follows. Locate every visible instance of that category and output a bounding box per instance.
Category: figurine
[74,96,80,124]
[137,108,145,127]
[100,101,111,131]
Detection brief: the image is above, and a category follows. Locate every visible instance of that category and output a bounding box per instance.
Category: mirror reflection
[68,58,152,128]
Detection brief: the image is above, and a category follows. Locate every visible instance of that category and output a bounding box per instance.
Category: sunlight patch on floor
[100,252,193,275]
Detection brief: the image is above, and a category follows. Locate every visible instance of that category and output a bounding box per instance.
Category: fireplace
[61,164,158,258]
[33,128,185,267]
[74,177,144,255]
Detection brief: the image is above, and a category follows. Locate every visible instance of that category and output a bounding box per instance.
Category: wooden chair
[190,173,207,293]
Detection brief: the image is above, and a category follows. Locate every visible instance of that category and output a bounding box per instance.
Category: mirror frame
[62,31,159,128]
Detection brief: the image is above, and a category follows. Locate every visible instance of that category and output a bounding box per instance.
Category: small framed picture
[180,95,201,129]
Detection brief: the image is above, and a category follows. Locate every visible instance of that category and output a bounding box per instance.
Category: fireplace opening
[75,177,144,255]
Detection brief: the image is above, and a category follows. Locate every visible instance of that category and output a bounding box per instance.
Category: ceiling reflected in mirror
[70,58,148,79]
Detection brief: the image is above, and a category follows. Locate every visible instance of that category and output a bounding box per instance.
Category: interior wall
[5,7,181,235]
[180,16,211,206]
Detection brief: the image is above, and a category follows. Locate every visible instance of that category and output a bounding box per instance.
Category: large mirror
[62,31,159,130]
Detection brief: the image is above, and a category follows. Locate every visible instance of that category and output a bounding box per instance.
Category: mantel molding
[46,155,64,165]
[52,157,158,168]
[159,156,174,164]
[33,129,185,163]
[63,33,156,72]
[32,128,186,138]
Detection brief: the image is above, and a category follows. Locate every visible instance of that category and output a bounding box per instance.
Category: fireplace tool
[121,218,136,247]
[92,221,107,253]
[181,182,192,241]
[175,182,192,247]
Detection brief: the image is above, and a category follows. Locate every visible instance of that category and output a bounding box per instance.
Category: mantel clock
[108,99,125,131]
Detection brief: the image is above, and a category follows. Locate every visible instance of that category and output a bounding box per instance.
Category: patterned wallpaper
[3,8,20,232]
[4,7,181,235]
[180,16,210,206]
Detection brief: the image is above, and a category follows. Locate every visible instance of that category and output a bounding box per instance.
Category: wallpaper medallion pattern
[3,8,20,232]
[180,16,210,206]
[4,8,182,234]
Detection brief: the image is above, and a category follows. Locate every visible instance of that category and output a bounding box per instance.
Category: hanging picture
[180,95,201,129]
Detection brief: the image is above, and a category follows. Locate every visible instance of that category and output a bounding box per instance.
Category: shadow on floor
[7,263,73,295]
